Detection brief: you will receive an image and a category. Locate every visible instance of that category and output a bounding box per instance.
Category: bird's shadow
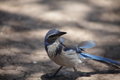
[41,69,120,80]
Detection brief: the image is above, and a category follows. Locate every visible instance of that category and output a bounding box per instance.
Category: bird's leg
[45,66,63,78]
[73,67,90,76]
[73,67,77,72]
[53,66,63,77]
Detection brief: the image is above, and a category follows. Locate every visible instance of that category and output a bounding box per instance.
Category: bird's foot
[44,73,61,79]
[44,73,55,78]
[77,72,91,77]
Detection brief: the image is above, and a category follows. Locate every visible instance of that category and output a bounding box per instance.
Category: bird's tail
[80,52,120,68]
[77,41,120,68]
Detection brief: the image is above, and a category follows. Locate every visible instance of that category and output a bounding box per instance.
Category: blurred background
[0,0,120,80]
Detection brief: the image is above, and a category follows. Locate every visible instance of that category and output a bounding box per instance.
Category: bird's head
[45,29,66,45]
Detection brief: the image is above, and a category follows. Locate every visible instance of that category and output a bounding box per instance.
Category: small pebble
[33,61,37,64]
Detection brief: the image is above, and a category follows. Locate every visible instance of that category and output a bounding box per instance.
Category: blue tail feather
[80,53,120,66]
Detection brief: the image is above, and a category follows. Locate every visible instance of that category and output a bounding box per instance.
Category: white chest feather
[47,41,60,58]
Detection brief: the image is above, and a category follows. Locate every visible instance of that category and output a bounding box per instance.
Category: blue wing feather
[80,52,120,66]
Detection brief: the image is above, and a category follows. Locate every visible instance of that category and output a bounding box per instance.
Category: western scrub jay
[44,29,120,78]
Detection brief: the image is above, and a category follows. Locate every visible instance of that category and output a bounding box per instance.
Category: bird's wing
[78,41,96,49]
[63,47,76,54]
[62,47,82,63]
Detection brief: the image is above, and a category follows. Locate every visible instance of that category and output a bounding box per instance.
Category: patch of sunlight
[40,2,92,23]
[25,72,43,80]
[29,50,49,62]
[0,65,27,75]
[60,27,96,41]
[0,48,17,56]
[90,0,114,8]
[40,11,73,22]
[61,2,91,14]
[79,21,120,33]
[28,29,50,39]
[2,65,28,71]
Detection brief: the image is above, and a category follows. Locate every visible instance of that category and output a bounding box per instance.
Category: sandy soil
[0,0,120,80]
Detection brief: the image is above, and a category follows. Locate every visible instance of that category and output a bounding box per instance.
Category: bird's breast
[47,41,61,58]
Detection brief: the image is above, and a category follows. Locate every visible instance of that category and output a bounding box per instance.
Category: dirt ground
[0,0,120,80]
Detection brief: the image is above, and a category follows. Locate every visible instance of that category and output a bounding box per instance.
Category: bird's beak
[58,31,67,36]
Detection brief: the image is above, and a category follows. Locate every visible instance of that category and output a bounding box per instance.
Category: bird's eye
[49,34,59,38]
[49,35,56,38]
[47,36,56,41]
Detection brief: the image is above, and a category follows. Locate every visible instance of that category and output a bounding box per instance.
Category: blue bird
[44,29,120,78]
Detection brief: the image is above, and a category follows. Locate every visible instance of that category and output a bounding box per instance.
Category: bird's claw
[77,72,91,77]
[44,73,55,78]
